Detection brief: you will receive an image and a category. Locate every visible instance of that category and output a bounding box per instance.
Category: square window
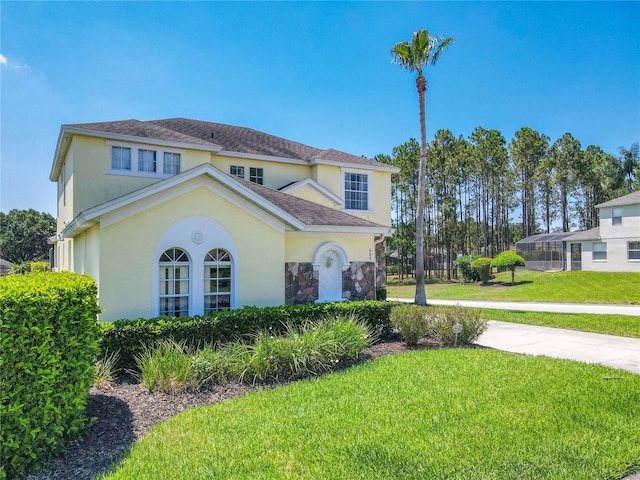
[230,165,245,178]
[138,149,156,173]
[593,242,607,261]
[111,146,132,170]
[344,172,368,210]
[249,167,263,185]
[163,152,181,175]
[629,242,640,260]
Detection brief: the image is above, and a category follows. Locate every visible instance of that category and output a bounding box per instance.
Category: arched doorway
[313,242,349,302]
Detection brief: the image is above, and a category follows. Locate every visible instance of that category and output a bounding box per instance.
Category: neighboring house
[0,258,12,276]
[50,118,399,321]
[516,190,640,272]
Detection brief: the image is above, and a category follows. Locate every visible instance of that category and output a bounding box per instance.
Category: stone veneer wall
[285,262,318,304]
[342,261,376,301]
[285,259,379,304]
[375,240,387,289]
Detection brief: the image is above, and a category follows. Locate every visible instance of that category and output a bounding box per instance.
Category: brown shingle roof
[67,119,219,147]
[149,118,321,160]
[236,177,384,228]
[66,118,391,170]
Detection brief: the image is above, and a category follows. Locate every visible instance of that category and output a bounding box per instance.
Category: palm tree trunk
[414,73,427,305]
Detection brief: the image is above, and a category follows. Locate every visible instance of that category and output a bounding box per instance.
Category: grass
[100,349,640,480]
[480,309,640,338]
[387,270,640,304]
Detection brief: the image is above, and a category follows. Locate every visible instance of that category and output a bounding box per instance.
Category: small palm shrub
[471,257,493,285]
[94,350,120,388]
[427,306,487,346]
[135,340,197,393]
[390,304,430,346]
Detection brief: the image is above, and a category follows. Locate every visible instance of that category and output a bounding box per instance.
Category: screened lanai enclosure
[515,233,573,271]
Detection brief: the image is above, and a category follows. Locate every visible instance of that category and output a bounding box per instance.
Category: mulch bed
[26,340,423,480]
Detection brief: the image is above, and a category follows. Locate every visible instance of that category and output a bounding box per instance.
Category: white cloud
[0,54,30,71]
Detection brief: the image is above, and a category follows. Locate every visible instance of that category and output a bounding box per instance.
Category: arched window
[159,248,190,317]
[204,248,232,312]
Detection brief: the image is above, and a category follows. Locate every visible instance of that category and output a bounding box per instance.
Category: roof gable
[62,164,389,238]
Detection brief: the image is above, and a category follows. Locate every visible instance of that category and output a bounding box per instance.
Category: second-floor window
[230,165,245,179]
[112,146,132,171]
[612,208,623,225]
[138,149,157,173]
[163,152,181,175]
[344,172,369,210]
[109,143,182,177]
[250,167,264,185]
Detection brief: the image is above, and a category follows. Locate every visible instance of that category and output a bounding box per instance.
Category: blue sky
[2,1,638,216]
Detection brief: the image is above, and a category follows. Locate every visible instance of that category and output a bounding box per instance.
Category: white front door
[317,249,343,302]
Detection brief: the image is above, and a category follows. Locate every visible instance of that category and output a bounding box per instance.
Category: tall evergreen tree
[508,128,549,238]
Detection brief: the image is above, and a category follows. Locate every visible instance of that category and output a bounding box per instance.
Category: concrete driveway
[476,321,640,375]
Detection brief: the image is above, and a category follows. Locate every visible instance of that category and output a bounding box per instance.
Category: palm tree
[391,29,454,305]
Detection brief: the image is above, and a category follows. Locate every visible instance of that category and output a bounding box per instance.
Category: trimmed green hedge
[100,301,396,371]
[0,272,101,479]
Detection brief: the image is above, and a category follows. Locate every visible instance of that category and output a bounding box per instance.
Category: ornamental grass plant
[135,315,374,392]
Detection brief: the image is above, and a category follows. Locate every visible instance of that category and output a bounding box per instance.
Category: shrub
[427,306,487,346]
[100,301,396,371]
[470,257,493,285]
[135,316,374,388]
[390,304,430,346]
[453,254,482,283]
[491,251,526,284]
[376,287,387,301]
[0,272,101,479]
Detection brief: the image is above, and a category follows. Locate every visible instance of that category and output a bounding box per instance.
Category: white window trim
[612,208,623,226]
[628,241,640,262]
[592,242,607,262]
[106,140,184,178]
[341,168,373,213]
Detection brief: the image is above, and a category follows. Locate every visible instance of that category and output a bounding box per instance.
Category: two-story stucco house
[564,190,640,272]
[50,118,399,321]
[516,190,640,272]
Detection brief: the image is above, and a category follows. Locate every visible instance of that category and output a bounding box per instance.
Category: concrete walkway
[476,321,640,374]
[389,298,640,316]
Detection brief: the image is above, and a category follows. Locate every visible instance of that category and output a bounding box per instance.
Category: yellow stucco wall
[284,234,374,263]
[211,154,310,190]
[96,184,286,321]
[288,186,337,208]
[72,224,101,280]
[62,135,212,219]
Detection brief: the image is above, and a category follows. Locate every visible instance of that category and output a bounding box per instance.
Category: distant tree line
[377,128,639,280]
[0,209,56,265]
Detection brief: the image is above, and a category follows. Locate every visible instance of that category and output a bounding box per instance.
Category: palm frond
[431,37,455,65]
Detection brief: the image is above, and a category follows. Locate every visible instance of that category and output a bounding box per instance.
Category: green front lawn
[101,349,640,480]
[387,270,640,304]
[480,309,640,338]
